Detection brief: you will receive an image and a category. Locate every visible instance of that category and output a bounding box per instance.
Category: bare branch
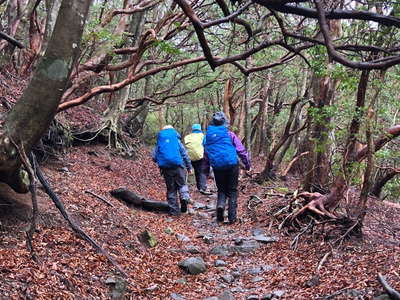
[258,1,400,27]
[101,0,159,26]
[212,0,253,42]
[57,56,206,112]
[315,0,400,70]
[0,31,24,48]
[174,0,217,69]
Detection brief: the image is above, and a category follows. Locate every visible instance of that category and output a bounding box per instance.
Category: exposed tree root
[244,195,263,222]
[72,125,139,158]
[272,189,361,245]
[291,192,337,220]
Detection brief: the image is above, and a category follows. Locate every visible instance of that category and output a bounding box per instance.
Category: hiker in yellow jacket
[184,124,212,195]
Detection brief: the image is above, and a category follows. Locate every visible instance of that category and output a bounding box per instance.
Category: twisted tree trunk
[0,0,91,193]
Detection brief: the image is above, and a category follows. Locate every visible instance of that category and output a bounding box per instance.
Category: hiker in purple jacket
[204,112,251,224]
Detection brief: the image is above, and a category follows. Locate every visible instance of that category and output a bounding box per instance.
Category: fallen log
[110,188,170,213]
[378,273,400,300]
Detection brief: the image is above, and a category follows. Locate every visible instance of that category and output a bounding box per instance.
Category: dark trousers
[213,164,239,222]
[161,167,190,215]
[191,159,207,191]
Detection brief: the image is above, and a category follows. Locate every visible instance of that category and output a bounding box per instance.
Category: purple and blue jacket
[203,130,251,171]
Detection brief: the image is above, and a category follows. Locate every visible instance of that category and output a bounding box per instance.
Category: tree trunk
[124,72,151,139]
[303,17,342,191]
[303,67,339,191]
[243,51,251,151]
[20,0,46,74]
[0,0,28,58]
[357,107,374,224]
[100,10,146,147]
[0,0,91,193]
[276,69,308,168]
[252,75,271,155]
[223,79,233,119]
[42,0,62,53]
[370,169,400,198]
[257,97,305,182]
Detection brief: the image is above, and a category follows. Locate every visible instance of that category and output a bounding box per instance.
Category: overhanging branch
[315,0,400,70]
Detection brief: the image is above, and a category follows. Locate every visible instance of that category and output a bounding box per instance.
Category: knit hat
[211,111,229,126]
[192,124,201,131]
[162,125,173,130]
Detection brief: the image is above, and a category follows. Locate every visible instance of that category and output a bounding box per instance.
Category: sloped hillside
[0,143,398,299]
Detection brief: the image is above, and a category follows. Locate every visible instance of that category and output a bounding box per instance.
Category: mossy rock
[275,187,289,194]
[138,230,158,247]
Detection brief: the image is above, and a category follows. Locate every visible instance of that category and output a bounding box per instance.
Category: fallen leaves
[0,144,398,299]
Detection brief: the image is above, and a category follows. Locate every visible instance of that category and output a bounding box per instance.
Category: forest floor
[0,67,399,299]
[0,144,399,300]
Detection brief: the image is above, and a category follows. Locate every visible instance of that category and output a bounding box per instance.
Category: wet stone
[248,267,262,275]
[215,260,227,267]
[171,293,187,300]
[178,257,207,275]
[251,276,264,283]
[221,274,235,283]
[254,235,278,244]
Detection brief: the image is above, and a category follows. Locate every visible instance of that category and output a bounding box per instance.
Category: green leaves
[153,40,181,55]
[308,45,328,77]
[308,105,338,125]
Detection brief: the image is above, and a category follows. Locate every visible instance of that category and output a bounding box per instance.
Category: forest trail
[0,145,399,299]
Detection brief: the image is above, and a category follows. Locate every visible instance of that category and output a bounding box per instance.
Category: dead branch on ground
[378,273,400,300]
[34,157,128,277]
[85,190,114,207]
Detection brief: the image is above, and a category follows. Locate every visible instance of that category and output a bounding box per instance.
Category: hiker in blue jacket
[153,125,192,216]
[204,112,251,224]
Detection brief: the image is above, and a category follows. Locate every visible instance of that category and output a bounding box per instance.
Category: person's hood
[210,111,229,126]
[192,124,202,132]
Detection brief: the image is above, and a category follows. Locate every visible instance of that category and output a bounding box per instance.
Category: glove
[245,168,252,176]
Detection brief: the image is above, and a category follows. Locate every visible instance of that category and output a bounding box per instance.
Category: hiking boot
[228,218,237,224]
[228,192,237,225]
[180,200,188,213]
[199,189,213,195]
[169,210,181,217]
[216,206,224,222]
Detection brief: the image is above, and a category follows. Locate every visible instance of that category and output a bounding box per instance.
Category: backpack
[205,125,238,169]
[156,128,183,168]
[184,132,204,161]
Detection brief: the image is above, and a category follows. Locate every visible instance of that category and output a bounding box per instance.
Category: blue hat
[192,124,201,131]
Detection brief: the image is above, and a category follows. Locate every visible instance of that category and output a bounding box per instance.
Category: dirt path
[0,145,399,299]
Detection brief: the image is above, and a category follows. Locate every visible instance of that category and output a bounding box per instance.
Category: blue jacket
[152,130,192,170]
